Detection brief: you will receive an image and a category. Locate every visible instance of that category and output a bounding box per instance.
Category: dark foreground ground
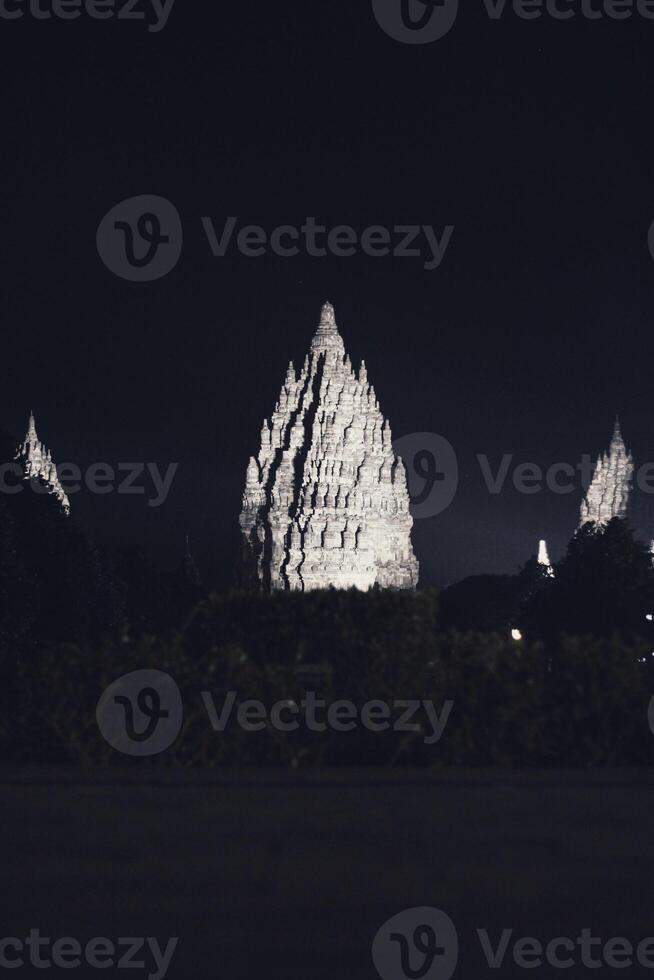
[2,769,654,979]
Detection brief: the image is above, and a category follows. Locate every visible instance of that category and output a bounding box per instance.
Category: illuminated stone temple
[239,302,419,592]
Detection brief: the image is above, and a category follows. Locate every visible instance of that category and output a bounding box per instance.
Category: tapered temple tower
[239,302,419,591]
[15,412,70,515]
[579,417,633,527]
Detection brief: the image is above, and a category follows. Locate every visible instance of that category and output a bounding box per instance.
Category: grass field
[2,768,653,979]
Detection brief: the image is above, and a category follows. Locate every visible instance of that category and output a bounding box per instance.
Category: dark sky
[2,0,654,588]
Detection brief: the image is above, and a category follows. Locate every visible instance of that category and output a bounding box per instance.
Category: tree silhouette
[0,427,115,661]
[523,518,654,639]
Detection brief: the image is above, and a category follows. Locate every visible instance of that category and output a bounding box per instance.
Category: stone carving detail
[239,302,419,591]
[15,412,70,515]
[579,418,633,527]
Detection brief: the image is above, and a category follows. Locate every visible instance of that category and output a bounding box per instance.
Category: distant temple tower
[537,539,554,577]
[15,412,70,515]
[579,417,633,527]
[239,302,419,591]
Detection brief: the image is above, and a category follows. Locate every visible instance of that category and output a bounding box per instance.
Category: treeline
[2,411,654,767]
[3,527,654,766]
[0,429,204,665]
[4,607,654,766]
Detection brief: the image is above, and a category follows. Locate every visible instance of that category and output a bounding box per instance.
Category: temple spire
[579,418,633,527]
[15,411,70,515]
[311,300,345,355]
[240,303,418,592]
[319,301,336,329]
[537,539,554,577]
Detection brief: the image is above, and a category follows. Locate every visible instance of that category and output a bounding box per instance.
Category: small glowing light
[646,614,653,622]
[511,629,522,641]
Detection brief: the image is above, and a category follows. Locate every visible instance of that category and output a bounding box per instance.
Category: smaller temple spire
[537,539,554,577]
[579,418,633,527]
[319,301,336,329]
[311,301,344,355]
[15,411,70,515]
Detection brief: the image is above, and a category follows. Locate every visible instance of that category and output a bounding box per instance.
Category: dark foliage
[114,546,205,639]
[0,429,116,659]
[438,554,551,633]
[439,573,524,632]
[522,519,654,640]
[3,443,654,769]
[4,615,654,767]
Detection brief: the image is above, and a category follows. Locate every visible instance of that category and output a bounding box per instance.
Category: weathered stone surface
[239,302,419,591]
[15,412,70,515]
[579,418,633,527]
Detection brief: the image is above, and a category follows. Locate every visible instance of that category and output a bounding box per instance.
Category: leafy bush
[3,589,654,767]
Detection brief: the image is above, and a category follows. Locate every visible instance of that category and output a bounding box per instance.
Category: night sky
[3,1,654,589]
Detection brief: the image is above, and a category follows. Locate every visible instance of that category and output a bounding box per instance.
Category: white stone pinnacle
[239,304,419,591]
[537,539,554,576]
[579,417,633,527]
[15,412,70,515]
